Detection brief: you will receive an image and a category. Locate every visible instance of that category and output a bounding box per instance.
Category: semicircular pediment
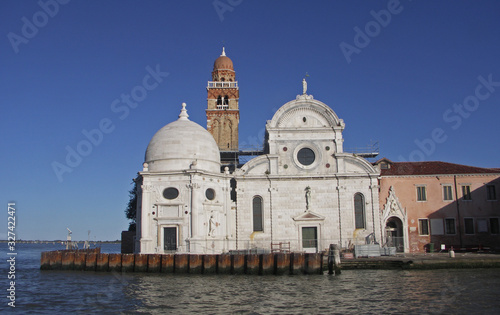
[340,154,379,174]
[235,155,270,176]
[268,99,343,129]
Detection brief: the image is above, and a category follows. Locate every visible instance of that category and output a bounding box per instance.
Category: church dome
[213,47,234,71]
[145,103,221,173]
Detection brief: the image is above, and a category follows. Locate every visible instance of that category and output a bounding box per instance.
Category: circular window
[205,188,215,200]
[297,148,315,166]
[163,187,179,200]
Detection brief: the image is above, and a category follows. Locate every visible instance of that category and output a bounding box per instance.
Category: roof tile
[380,161,500,176]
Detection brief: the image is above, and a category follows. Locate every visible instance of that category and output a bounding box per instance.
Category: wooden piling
[148,254,161,273]
[108,253,122,272]
[189,254,203,274]
[50,251,63,270]
[61,252,75,270]
[41,250,332,275]
[96,253,109,272]
[291,253,305,275]
[203,255,217,274]
[246,254,260,275]
[161,254,174,273]
[74,252,87,270]
[85,253,97,271]
[218,254,231,274]
[305,253,323,274]
[260,254,274,275]
[134,254,148,272]
[175,254,189,273]
[275,253,291,275]
[232,254,245,274]
[40,251,51,270]
[328,244,341,275]
[121,254,135,272]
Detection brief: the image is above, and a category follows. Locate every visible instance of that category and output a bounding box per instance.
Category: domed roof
[213,47,234,71]
[145,103,221,173]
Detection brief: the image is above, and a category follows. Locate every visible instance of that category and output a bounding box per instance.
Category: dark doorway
[163,227,177,251]
[385,217,404,252]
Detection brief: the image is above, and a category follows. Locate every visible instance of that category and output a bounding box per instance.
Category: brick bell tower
[206,47,239,164]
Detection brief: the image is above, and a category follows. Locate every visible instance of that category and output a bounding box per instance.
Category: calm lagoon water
[2,243,500,314]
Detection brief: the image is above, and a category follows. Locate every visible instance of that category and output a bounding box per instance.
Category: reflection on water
[2,244,500,314]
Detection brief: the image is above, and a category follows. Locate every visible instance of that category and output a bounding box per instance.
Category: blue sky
[1,0,499,241]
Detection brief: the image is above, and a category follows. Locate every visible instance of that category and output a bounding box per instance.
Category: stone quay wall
[40,251,324,275]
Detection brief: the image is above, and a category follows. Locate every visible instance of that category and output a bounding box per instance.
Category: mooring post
[328,244,341,275]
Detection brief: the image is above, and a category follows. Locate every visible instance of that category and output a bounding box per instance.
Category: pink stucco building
[376,158,500,253]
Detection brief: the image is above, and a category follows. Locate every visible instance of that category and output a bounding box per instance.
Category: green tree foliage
[125,178,138,231]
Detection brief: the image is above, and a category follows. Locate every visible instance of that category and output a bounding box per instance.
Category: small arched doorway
[385,217,404,252]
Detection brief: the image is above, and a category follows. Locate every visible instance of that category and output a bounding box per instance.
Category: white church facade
[135,50,381,254]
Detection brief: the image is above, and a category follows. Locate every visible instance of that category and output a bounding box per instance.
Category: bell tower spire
[206,48,240,164]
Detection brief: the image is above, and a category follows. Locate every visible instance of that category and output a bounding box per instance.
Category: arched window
[221,78,225,81]
[223,95,229,105]
[354,193,365,229]
[217,95,222,105]
[253,196,263,232]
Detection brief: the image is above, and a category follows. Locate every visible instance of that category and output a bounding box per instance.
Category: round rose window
[297,148,315,166]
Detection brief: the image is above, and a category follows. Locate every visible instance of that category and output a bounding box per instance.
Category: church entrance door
[163,227,177,251]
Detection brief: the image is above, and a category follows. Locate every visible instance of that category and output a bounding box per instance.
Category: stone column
[191,183,200,237]
[140,184,153,253]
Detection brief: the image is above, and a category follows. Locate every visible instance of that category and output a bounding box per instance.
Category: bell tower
[206,47,240,163]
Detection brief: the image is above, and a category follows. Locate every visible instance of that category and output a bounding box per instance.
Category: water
[2,243,500,314]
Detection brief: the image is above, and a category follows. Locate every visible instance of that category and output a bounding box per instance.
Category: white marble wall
[137,171,232,254]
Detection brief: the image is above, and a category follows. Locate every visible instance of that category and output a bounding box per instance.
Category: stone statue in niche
[208,215,217,236]
[390,199,398,214]
[305,186,311,211]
